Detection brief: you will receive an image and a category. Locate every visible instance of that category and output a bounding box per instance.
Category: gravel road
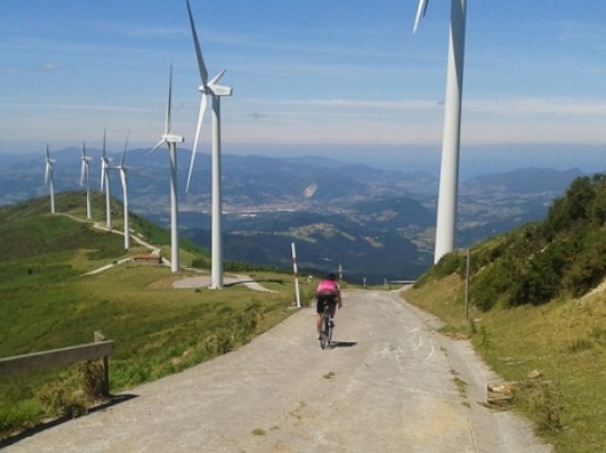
[6,289,552,452]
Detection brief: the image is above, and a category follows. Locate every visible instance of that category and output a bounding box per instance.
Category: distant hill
[0,149,585,282]
[462,167,584,195]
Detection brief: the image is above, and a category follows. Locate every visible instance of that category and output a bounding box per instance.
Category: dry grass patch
[403,278,606,452]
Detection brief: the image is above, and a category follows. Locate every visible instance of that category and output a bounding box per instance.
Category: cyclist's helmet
[326,272,337,281]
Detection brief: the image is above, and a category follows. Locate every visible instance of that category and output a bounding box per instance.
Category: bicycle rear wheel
[320,309,330,350]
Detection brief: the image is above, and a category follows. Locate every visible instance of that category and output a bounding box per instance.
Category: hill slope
[0,193,297,440]
[404,174,606,452]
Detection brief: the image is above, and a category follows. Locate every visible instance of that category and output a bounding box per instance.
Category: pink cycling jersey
[316,279,339,294]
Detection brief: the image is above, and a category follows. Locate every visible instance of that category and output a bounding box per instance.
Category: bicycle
[319,302,334,350]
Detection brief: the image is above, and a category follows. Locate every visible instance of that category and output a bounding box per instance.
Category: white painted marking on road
[424,345,435,362]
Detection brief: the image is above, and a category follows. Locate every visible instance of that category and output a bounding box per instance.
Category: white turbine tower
[80,142,92,220]
[413,0,467,264]
[100,130,113,229]
[186,0,233,289]
[44,144,56,214]
[150,66,184,273]
[114,132,131,250]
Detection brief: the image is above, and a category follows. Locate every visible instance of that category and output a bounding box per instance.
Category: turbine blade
[80,160,86,187]
[209,69,227,86]
[102,128,107,158]
[186,93,208,193]
[166,66,173,135]
[45,144,51,186]
[80,142,86,186]
[100,162,106,191]
[120,167,127,189]
[413,0,429,34]
[147,138,167,157]
[186,0,209,86]
[121,130,130,167]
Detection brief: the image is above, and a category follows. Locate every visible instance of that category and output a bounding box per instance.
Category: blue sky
[1,0,605,175]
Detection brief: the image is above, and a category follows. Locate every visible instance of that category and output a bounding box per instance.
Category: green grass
[0,193,305,439]
[403,275,606,452]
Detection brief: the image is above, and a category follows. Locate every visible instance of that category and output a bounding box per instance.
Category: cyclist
[315,273,342,339]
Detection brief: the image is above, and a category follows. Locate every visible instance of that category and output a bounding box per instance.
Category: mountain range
[0,149,588,283]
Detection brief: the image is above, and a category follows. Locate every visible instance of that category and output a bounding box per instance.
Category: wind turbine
[80,142,92,220]
[413,0,467,264]
[44,144,56,214]
[186,0,233,289]
[100,129,113,229]
[114,132,131,250]
[150,65,184,273]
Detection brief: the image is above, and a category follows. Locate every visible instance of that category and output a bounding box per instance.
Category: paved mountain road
[7,290,551,452]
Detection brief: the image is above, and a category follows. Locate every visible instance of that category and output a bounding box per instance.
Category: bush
[562,231,606,297]
[205,303,261,355]
[416,252,464,287]
[470,260,511,311]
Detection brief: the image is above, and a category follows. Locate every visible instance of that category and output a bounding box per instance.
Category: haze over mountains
[0,149,589,283]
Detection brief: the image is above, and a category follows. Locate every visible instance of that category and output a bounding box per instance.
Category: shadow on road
[331,341,357,348]
[0,394,138,448]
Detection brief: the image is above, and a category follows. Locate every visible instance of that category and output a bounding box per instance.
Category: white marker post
[291,242,301,308]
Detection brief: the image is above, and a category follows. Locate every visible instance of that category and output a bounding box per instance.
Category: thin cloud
[1,66,18,75]
[39,63,62,73]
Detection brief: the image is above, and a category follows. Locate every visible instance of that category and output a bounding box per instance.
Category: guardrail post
[94,331,110,397]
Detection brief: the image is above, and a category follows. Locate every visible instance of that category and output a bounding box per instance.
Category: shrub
[416,252,464,286]
[470,260,511,311]
[516,380,563,435]
[562,231,606,297]
[80,361,106,402]
[508,246,564,307]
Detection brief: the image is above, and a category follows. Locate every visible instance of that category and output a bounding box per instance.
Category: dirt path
[6,290,551,452]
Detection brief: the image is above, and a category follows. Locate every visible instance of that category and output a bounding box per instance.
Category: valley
[0,150,586,283]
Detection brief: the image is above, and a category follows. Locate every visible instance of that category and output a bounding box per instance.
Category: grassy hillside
[404,174,606,452]
[0,192,312,439]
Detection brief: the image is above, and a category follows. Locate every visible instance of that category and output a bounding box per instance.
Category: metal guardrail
[0,333,114,396]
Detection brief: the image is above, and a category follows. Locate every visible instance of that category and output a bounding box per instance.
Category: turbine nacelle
[196,73,232,97]
[206,69,232,97]
[165,134,185,143]
[208,83,233,97]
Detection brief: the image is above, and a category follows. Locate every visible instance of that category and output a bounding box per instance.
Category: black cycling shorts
[316,294,337,314]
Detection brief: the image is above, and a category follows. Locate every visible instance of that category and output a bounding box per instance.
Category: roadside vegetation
[404,174,606,452]
[0,192,316,440]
